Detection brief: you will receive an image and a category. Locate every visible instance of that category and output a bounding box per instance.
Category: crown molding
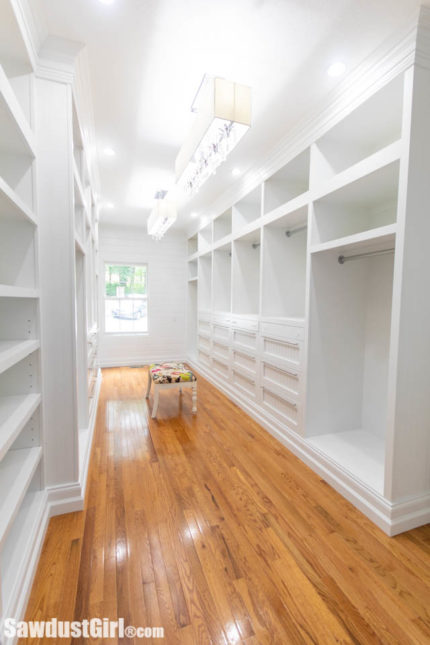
[187,6,424,237]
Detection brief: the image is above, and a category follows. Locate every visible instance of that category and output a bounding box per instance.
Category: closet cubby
[0,217,36,289]
[198,224,212,254]
[261,206,308,319]
[213,243,232,313]
[213,209,232,243]
[311,160,399,246]
[188,234,198,256]
[232,230,261,316]
[188,259,197,281]
[232,186,262,233]
[198,253,212,311]
[306,249,395,493]
[263,148,310,215]
[311,75,403,184]
[187,282,198,361]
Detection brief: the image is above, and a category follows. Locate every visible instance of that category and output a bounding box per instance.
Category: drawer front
[261,362,300,399]
[198,335,211,352]
[198,349,211,367]
[233,350,257,378]
[212,323,231,344]
[232,369,257,400]
[262,386,299,429]
[198,319,211,335]
[212,312,231,325]
[233,329,258,353]
[213,357,230,379]
[260,320,304,342]
[262,336,301,368]
[231,316,259,332]
[213,341,230,361]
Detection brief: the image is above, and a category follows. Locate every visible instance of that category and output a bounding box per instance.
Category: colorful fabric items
[149,362,197,384]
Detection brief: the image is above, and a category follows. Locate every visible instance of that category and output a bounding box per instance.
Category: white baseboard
[99,356,186,368]
[188,357,430,537]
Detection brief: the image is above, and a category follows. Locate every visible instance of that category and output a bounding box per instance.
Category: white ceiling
[35,0,420,229]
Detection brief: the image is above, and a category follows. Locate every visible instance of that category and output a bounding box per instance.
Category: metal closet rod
[338,247,395,264]
[285,224,307,237]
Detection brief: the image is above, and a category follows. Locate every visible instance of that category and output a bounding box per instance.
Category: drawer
[213,357,230,379]
[232,369,257,400]
[198,349,211,367]
[231,316,259,332]
[212,323,231,343]
[198,319,211,335]
[262,386,299,429]
[213,341,230,361]
[198,335,211,352]
[261,361,300,399]
[232,329,258,353]
[233,349,257,378]
[212,312,231,325]
[262,336,301,368]
[260,320,304,343]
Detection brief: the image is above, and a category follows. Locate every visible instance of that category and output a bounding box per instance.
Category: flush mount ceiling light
[327,61,347,77]
[147,191,177,240]
[175,76,251,196]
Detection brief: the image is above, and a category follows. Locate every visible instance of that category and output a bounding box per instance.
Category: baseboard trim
[99,356,186,368]
[188,357,430,536]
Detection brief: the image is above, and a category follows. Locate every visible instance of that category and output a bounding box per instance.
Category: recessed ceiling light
[103,201,114,209]
[103,146,115,156]
[232,168,241,177]
[327,61,346,78]
[98,0,115,5]
[190,212,198,218]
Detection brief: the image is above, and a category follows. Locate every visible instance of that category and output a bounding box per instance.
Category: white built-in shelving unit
[0,0,47,623]
[186,18,430,535]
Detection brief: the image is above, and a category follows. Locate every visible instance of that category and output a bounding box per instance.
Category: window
[104,263,148,333]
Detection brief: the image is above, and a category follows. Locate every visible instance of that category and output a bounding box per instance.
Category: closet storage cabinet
[0,0,46,624]
[186,13,430,535]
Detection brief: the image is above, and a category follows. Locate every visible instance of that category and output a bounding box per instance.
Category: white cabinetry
[186,12,430,535]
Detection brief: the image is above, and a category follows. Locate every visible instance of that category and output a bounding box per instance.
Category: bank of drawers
[197,312,304,432]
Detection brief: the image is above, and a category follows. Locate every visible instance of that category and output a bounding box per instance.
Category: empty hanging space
[262,206,308,319]
[311,75,404,185]
[263,148,310,216]
[188,259,197,281]
[198,253,212,311]
[213,208,232,243]
[311,160,399,248]
[187,280,198,362]
[305,245,395,493]
[232,230,261,316]
[213,242,231,313]
[232,186,261,233]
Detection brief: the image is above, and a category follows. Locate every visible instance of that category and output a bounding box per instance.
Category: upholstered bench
[146,362,197,419]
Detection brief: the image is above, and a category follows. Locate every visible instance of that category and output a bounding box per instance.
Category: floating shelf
[0,176,37,225]
[0,394,41,462]
[0,64,35,158]
[0,340,39,376]
[0,285,39,298]
[0,446,42,547]
[307,430,385,493]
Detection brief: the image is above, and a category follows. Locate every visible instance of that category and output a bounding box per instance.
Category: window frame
[103,261,149,336]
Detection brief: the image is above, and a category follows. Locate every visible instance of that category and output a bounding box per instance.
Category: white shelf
[0,340,40,376]
[0,64,35,158]
[0,446,42,547]
[0,285,39,298]
[307,430,385,493]
[1,489,46,610]
[188,276,198,283]
[0,394,41,462]
[262,191,310,227]
[75,234,86,255]
[310,223,396,256]
[0,176,36,225]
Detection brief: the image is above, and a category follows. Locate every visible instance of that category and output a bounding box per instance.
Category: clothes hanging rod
[252,243,260,249]
[338,247,395,264]
[285,225,307,237]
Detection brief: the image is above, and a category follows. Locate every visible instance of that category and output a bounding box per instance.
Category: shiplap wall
[98,224,187,367]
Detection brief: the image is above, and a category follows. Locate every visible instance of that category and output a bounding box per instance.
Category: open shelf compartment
[214,209,232,243]
[213,242,232,313]
[232,186,262,233]
[232,229,261,315]
[198,253,212,311]
[305,246,395,493]
[262,206,308,318]
[311,74,404,185]
[264,148,310,215]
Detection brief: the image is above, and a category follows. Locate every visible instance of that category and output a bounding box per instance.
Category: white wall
[98,224,187,367]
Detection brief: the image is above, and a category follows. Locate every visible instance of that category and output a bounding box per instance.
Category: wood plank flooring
[23,367,430,644]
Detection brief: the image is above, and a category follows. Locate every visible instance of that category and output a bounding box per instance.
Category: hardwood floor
[23,367,430,644]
